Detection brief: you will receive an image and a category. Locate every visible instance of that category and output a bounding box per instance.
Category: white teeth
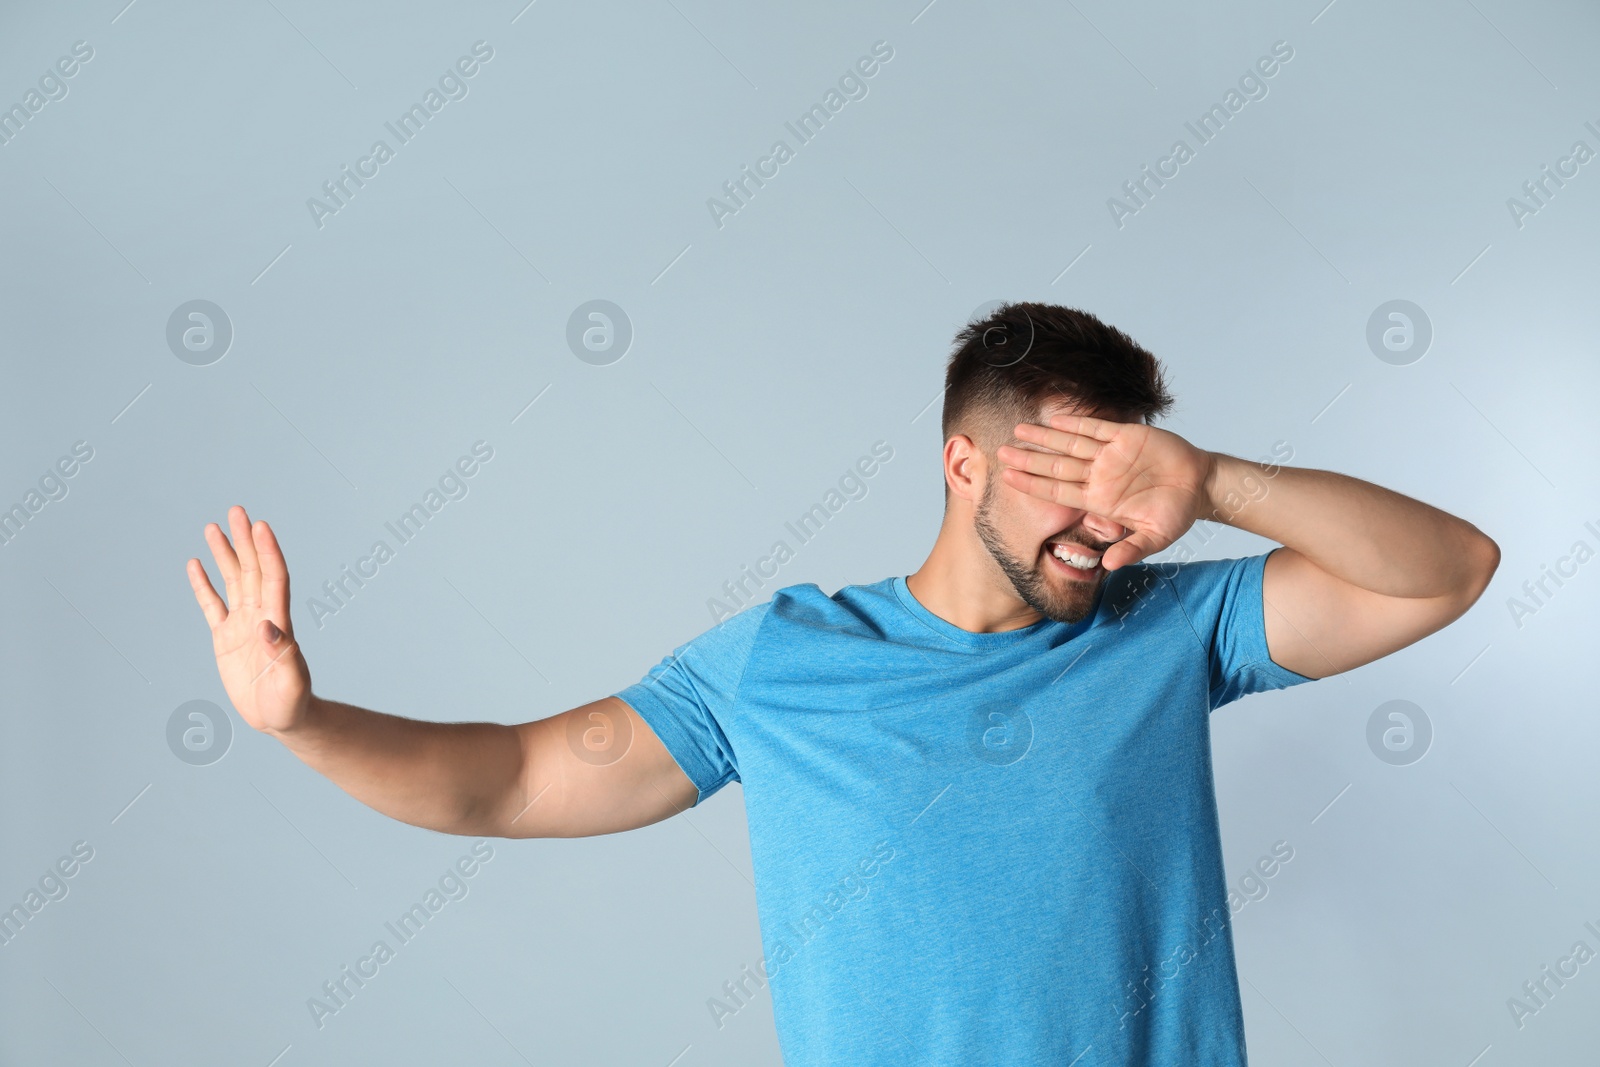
[1051,544,1099,569]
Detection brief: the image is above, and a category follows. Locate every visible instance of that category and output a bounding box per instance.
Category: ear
[943,434,986,504]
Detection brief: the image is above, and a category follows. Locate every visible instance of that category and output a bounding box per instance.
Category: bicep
[1261,547,1479,680]
[496,697,699,839]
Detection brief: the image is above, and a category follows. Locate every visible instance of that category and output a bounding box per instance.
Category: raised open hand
[996,413,1216,572]
[186,506,312,735]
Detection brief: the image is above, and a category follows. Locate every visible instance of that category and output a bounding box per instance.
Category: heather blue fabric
[614,548,1316,1066]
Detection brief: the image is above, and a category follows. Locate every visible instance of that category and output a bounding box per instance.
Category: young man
[187,302,1499,1066]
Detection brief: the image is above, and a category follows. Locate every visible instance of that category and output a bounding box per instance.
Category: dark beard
[972,474,1100,626]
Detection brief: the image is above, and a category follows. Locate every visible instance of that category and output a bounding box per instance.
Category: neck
[904,507,1044,633]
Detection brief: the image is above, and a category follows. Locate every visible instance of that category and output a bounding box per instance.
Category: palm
[1000,415,1213,571]
[1077,426,1207,566]
[186,507,311,734]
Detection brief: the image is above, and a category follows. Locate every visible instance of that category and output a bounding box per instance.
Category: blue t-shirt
[614,548,1316,1066]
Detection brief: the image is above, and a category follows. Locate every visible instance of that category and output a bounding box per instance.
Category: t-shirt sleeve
[1162,547,1317,710]
[611,603,770,805]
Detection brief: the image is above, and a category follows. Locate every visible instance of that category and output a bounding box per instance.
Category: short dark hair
[940,301,1176,496]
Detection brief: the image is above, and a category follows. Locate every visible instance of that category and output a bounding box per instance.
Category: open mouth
[1044,542,1102,579]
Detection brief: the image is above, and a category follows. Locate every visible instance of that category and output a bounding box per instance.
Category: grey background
[1,0,1596,1063]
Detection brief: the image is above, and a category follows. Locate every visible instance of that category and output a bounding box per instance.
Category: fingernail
[264,620,282,642]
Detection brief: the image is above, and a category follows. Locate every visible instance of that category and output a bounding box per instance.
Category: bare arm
[267,695,697,839]
[1202,454,1500,679]
[187,506,696,839]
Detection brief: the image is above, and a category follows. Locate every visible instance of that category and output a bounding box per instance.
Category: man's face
[970,402,1130,625]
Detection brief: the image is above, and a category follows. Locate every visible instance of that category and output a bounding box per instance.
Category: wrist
[1199,451,1280,529]
[1197,451,1242,525]
[269,692,327,745]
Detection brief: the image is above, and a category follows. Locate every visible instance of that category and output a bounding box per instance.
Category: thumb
[1104,531,1160,571]
[262,618,284,644]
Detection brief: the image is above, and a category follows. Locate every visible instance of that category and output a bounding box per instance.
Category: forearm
[270,694,522,836]
[1199,452,1498,599]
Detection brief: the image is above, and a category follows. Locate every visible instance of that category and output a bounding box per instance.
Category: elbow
[1478,532,1501,586]
[1463,531,1501,604]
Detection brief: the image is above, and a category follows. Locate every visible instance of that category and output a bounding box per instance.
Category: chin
[1027,588,1094,625]
[1028,566,1102,624]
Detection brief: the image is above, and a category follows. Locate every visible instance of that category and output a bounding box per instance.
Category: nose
[1080,511,1127,545]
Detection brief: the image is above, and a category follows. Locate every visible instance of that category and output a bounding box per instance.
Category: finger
[1013,422,1103,461]
[187,557,228,629]
[204,520,243,610]
[254,519,293,633]
[229,505,262,609]
[1104,531,1160,571]
[1045,412,1122,441]
[996,445,1090,483]
[1000,466,1087,509]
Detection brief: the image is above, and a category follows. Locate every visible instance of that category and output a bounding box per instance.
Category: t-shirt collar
[889,574,1106,649]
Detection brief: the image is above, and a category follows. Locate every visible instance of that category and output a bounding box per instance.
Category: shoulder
[1107,556,1254,614]
[1098,552,1269,640]
[754,578,901,636]
[1099,560,1179,624]
[695,595,779,654]
[1105,553,1261,603]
